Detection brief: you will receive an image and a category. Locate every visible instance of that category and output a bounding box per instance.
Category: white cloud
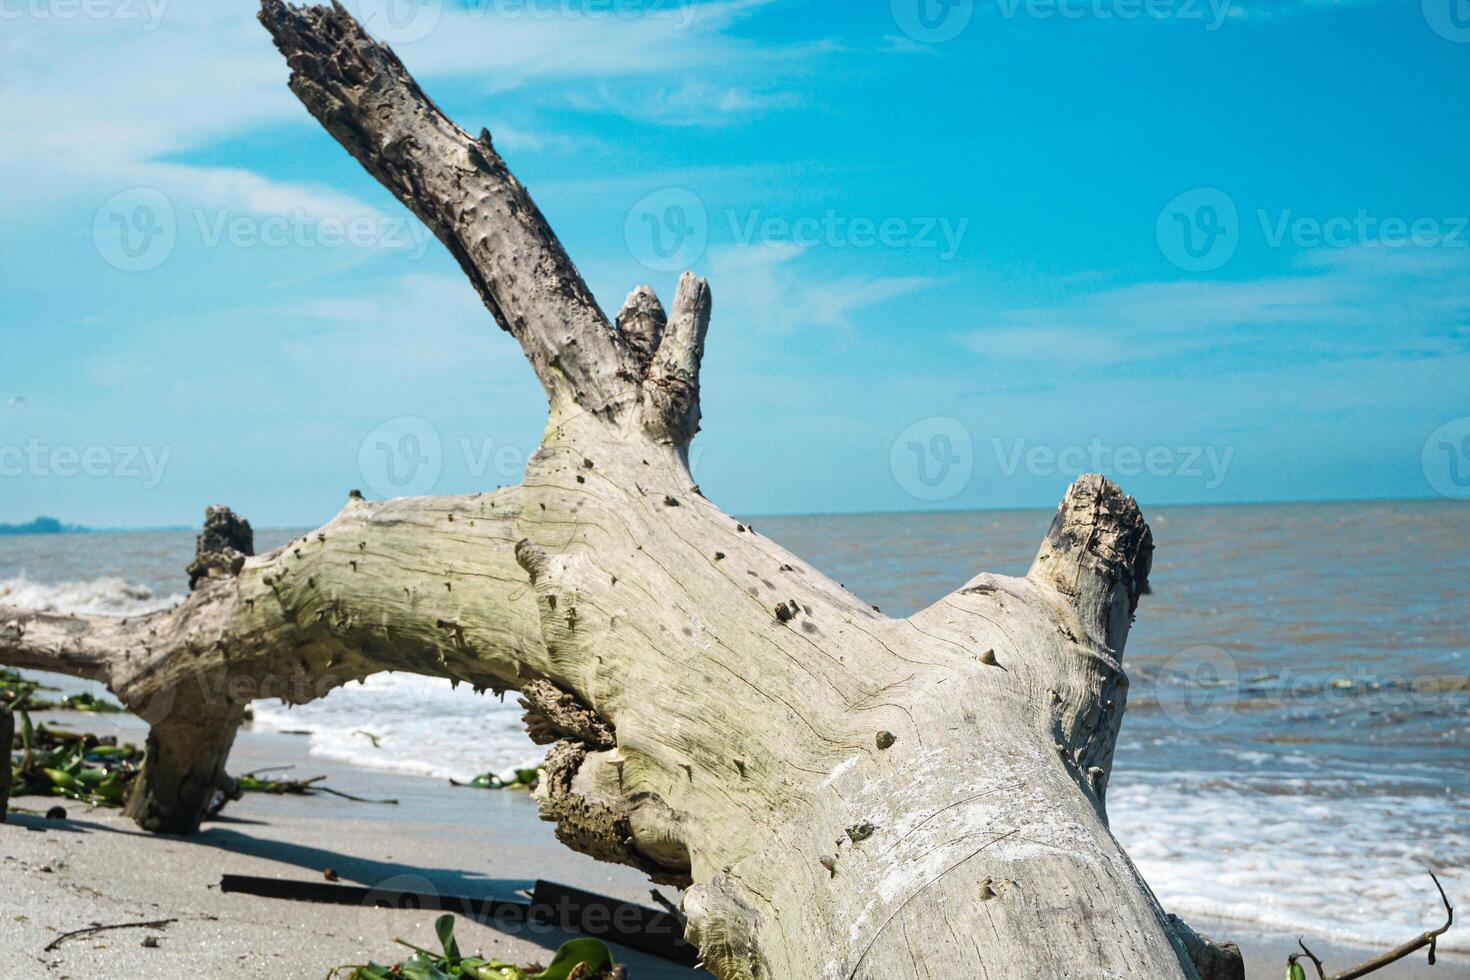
[709,243,933,332]
[959,245,1470,368]
[0,0,808,220]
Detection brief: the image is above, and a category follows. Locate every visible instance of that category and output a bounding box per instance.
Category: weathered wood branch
[0,4,1250,976]
[257,0,632,417]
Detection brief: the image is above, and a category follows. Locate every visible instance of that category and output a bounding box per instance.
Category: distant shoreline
[0,517,191,536]
[0,493,1460,536]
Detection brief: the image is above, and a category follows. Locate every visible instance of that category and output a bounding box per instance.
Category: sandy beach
[3,713,708,979]
[1,710,1461,979]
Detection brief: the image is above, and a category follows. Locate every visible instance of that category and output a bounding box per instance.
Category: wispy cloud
[0,0,807,220]
[563,79,803,127]
[710,243,933,332]
[959,245,1470,369]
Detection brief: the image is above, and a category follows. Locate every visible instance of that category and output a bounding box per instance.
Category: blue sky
[1,0,1467,528]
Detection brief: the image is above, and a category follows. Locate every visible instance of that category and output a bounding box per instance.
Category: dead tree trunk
[0,4,1243,977]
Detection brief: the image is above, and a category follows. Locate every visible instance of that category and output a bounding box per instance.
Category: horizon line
[2,490,1459,535]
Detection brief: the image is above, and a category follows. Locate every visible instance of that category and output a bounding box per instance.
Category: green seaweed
[451,767,541,791]
[5,668,390,812]
[1,667,123,714]
[328,914,621,980]
[7,722,141,808]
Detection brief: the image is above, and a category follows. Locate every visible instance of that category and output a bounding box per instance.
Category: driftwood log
[0,4,1243,977]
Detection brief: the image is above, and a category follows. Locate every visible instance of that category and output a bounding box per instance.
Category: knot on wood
[535,741,691,888]
[514,539,550,581]
[518,677,615,749]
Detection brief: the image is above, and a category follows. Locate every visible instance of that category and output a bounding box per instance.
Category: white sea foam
[0,575,183,616]
[249,673,540,785]
[1109,777,1469,953]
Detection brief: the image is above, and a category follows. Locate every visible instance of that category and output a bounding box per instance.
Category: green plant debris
[4,667,392,811]
[228,766,398,805]
[1,668,123,713]
[7,722,141,807]
[328,914,623,980]
[450,767,541,791]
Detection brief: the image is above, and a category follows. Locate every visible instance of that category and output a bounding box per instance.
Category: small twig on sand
[44,918,178,952]
[313,786,398,805]
[1289,872,1454,979]
[237,768,396,804]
